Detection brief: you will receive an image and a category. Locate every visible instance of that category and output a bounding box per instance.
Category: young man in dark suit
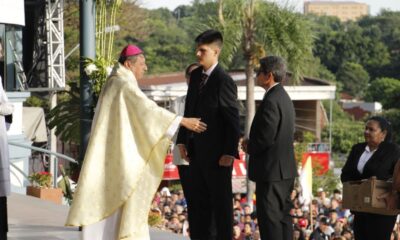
[176,29,240,240]
[243,56,297,240]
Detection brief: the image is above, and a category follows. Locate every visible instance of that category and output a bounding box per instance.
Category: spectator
[332,189,342,202]
[317,188,331,208]
[310,216,331,240]
[329,209,339,228]
[252,229,261,240]
[233,224,244,240]
[243,222,253,239]
[333,237,346,240]
[293,226,306,240]
[341,228,353,240]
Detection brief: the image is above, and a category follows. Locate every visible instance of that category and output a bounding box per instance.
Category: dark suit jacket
[176,64,240,167]
[341,142,400,182]
[247,84,297,182]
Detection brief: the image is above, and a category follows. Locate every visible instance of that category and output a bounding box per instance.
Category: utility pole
[79,0,95,164]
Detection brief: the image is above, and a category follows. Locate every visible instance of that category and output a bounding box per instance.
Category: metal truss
[45,0,65,90]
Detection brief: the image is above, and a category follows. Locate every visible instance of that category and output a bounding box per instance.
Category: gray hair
[118,54,141,65]
[258,56,287,83]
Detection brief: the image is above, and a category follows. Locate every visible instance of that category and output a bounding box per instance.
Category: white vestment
[66,63,179,240]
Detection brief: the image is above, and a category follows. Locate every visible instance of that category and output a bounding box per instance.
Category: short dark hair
[195,29,223,48]
[319,216,330,225]
[258,56,287,83]
[367,116,393,142]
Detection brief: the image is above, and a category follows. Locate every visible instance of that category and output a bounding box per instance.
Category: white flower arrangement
[83,56,115,96]
[84,63,98,76]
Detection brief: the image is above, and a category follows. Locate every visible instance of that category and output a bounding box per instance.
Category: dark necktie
[199,73,208,93]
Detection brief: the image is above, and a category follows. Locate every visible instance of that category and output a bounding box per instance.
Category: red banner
[164,151,248,181]
[301,152,330,175]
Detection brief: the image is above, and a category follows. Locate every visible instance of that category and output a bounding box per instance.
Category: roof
[140,71,332,88]
[140,70,336,101]
[304,1,367,5]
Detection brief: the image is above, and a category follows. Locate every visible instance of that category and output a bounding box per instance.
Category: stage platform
[7,193,189,240]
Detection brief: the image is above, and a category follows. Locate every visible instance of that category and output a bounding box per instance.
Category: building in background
[304,1,369,22]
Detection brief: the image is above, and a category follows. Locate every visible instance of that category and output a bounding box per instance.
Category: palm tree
[210,0,314,204]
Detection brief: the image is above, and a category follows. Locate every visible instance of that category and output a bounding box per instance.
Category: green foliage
[336,62,370,98]
[167,182,183,192]
[381,109,400,144]
[28,171,53,188]
[24,96,49,110]
[358,11,400,79]
[323,118,364,154]
[58,165,74,205]
[256,4,314,82]
[293,130,340,195]
[312,17,391,80]
[301,56,336,82]
[206,0,314,82]
[294,131,316,164]
[142,12,195,74]
[64,1,80,80]
[148,211,162,227]
[47,82,80,144]
[321,100,364,154]
[312,169,340,196]
[83,56,114,97]
[365,77,400,109]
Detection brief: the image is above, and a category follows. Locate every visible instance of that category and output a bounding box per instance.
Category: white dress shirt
[357,145,377,174]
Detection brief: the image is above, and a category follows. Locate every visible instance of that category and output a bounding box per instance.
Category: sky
[140,0,400,16]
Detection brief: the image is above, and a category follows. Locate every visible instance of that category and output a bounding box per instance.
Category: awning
[22,107,47,143]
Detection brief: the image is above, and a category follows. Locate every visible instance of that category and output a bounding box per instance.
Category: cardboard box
[342,177,400,216]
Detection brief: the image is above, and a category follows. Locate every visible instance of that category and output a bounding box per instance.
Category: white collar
[365,145,378,153]
[265,83,280,95]
[202,62,218,76]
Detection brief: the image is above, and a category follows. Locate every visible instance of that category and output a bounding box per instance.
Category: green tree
[208,0,314,203]
[312,18,390,78]
[365,77,400,109]
[358,11,400,79]
[326,119,364,154]
[336,62,370,98]
[381,109,400,144]
[302,56,336,82]
[322,100,364,154]
[141,9,195,73]
[209,0,314,136]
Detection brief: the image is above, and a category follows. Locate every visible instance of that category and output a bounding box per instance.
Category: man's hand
[219,155,234,167]
[178,144,190,163]
[377,191,399,210]
[181,117,207,133]
[241,139,249,153]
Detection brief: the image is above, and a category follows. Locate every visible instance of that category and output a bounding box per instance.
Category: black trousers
[177,165,191,204]
[188,163,233,240]
[256,179,295,240]
[353,212,396,240]
[0,197,8,240]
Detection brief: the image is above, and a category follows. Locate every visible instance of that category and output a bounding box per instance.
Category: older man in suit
[176,29,240,240]
[243,56,297,240]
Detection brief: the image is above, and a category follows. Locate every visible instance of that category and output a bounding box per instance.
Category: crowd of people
[151,184,400,240]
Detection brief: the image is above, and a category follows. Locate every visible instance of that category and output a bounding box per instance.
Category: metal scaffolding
[45,0,65,90]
